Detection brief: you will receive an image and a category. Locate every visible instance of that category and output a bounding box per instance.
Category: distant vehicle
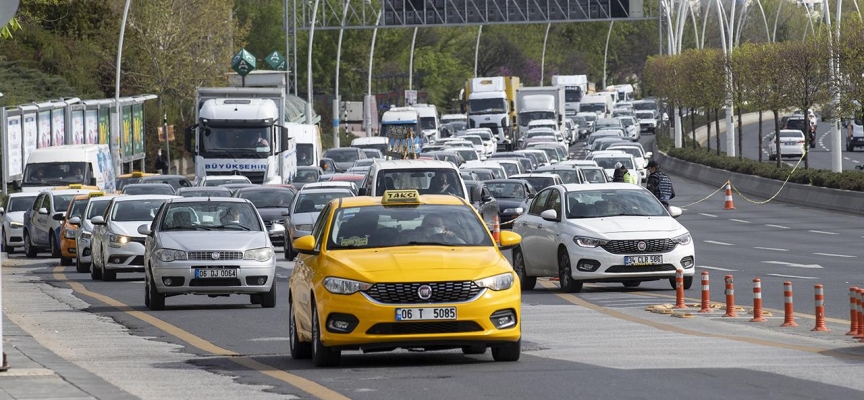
[464,180,500,230]
[765,129,806,161]
[138,175,194,191]
[233,186,296,247]
[281,187,355,259]
[359,159,467,199]
[361,149,384,159]
[23,188,98,258]
[533,165,586,184]
[440,113,468,124]
[350,137,389,159]
[219,183,259,194]
[115,171,157,192]
[484,179,536,226]
[1,193,39,253]
[19,144,116,193]
[846,116,864,152]
[175,187,233,198]
[323,147,367,172]
[70,195,116,273]
[122,183,176,196]
[580,166,609,183]
[591,154,641,185]
[460,165,505,180]
[292,166,324,191]
[508,173,565,191]
[198,175,253,187]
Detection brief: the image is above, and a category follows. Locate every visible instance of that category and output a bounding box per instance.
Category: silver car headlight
[474,273,514,291]
[108,232,129,246]
[573,236,609,248]
[323,277,372,295]
[79,231,92,240]
[243,247,274,262]
[294,224,313,232]
[64,227,76,239]
[502,207,524,214]
[9,221,23,228]
[154,248,187,262]
[672,233,692,246]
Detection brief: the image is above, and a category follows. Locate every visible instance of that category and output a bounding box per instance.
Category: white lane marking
[765,224,789,229]
[729,219,751,224]
[813,252,857,258]
[754,246,788,252]
[844,156,851,161]
[699,213,718,218]
[766,274,819,280]
[698,266,737,272]
[808,230,839,235]
[762,261,823,269]
[704,240,734,246]
[249,337,289,342]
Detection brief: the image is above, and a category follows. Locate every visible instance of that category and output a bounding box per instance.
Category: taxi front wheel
[311,302,341,367]
[491,340,521,362]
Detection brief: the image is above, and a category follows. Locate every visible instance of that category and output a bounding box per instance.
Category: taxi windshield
[328,204,493,249]
[86,200,111,219]
[68,199,89,219]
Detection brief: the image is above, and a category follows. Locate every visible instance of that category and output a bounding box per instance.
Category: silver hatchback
[139,197,280,310]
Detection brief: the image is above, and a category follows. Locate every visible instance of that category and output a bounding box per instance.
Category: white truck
[579,93,615,118]
[19,144,116,193]
[289,123,322,168]
[414,104,440,141]
[515,86,566,138]
[465,76,519,150]
[552,75,589,114]
[380,107,424,159]
[186,78,297,185]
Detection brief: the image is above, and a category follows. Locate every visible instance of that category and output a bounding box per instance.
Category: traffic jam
[1,95,697,369]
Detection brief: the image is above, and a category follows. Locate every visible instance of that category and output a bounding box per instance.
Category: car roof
[296,187,354,195]
[778,129,805,135]
[204,175,251,181]
[165,196,250,204]
[177,186,231,192]
[561,182,640,192]
[111,194,179,202]
[485,179,532,185]
[510,173,560,179]
[125,183,173,188]
[8,192,38,198]
[370,160,457,169]
[338,193,468,208]
[234,186,295,193]
[42,189,98,196]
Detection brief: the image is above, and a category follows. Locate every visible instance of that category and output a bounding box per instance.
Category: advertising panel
[72,110,85,145]
[85,110,98,144]
[122,106,133,158]
[132,104,144,155]
[6,115,23,177]
[52,108,65,146]
[38,111,51,149]
[98,108,109,145]
[23,113,38,165]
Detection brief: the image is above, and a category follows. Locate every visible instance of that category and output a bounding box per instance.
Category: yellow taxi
[114,171,157,193]
[288,189,523,367]
[53,183,100,191]
[59,191,107,266]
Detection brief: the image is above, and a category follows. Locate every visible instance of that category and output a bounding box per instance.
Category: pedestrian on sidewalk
[646,160,675,209]
[154,149,168,174]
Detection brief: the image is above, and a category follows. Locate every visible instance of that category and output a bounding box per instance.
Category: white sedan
[765,129,806,161]
[511,183,695,292]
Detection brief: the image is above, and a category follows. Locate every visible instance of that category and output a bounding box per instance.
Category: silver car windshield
[567,190,666,218]
[160,202,262,231]
[293,191,353,214]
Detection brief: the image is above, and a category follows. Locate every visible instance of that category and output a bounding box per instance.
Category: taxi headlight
[9,221,23,228]
[672,233,692,246]
[323,277,372,295]
[502,207,524,214]
[294,224,313,232]
[573,236,609,248]
[244,247,274,262]
[474,273,514,291]
[154,248,187,262]
[108,233,129,246]
[64,227,77,239]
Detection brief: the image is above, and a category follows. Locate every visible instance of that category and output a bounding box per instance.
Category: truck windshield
[634,101,657,111]
[564,88,583,103]
[580,103,606,114]
[23,162,88,186]
[419,117,437,130]
[469,98,507,114]
[200,126,271,158]
[297,143,315,166]
[519,111,555,127]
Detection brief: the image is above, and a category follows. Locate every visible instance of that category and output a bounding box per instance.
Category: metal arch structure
[293,0,657,31]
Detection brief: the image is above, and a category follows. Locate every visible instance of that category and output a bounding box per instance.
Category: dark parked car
[138,175,193,191]
[465,180,499,230]
[233,186,297,247]
[484,179,536,227]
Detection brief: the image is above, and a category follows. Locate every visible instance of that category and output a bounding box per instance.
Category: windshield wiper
[216,224,252,231]
[406,241,456,246]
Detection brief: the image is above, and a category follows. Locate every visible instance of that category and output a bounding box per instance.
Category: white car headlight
[323,277,372,295]
[269,222,285,233]
[502,207,524,214]
[108,233,129,245]
[80,231,92,240]
[64,227,76,239]
[243,247,274,262]
[294,224,313,232]
[573,236,609,248]
[154,248,187,262]
[474,273,514,291]
[672,233,692,246]
[9,221,23,228]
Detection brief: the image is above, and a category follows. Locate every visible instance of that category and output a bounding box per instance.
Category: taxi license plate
[624,255,663,266]
[195,268,238,279]
[395,307,457,321]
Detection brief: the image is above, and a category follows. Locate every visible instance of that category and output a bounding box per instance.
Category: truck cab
[466,76,519,151]
[414,104,440,142]
[381,107,424,159]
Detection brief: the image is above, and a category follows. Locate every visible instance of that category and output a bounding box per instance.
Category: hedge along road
[696,115,862,171]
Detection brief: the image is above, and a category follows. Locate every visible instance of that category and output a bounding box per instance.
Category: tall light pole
[113,0,131,176]
[826,0,843,172]
[365,8,382,136]
[408,26,419,90]
[602,21,614,89]
[333,0,351,148]
[540,23,551,86]
[474,25,483,78]
[305,0,320,125]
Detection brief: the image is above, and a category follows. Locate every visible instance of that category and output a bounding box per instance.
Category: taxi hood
[323,247,507,281]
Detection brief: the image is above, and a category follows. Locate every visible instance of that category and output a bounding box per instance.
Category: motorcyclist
[808,112,817,148]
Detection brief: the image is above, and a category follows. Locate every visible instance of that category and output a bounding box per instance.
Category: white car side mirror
[668,206,683,218]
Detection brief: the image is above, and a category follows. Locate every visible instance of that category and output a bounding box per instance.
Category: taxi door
[535,189,564,269]
[290,203,333,336]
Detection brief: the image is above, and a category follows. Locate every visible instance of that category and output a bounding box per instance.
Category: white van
[19,144,116,193]
[351,137,390,158]
[289,123,322,167]
[414,104,440,142]
[359,159,468,200]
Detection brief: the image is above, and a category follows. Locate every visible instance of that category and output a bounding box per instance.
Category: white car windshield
[567,189,666,218]
[113,199,168,222]
[594,157,635,170]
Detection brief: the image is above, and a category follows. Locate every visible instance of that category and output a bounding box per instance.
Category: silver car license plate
[195,268,238,278]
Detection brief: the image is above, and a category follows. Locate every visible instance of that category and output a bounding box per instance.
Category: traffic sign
[265,51,287,71]
[405,90,418,106]
[231,49,257,77]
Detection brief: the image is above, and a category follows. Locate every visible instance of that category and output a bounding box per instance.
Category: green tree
[782,37,831,169]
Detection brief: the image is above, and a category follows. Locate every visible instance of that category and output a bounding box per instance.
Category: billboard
[122,105,133,159]
[85,109,98,144]
[22,113,37,165]
[98,108,110,145]
[132,104,144,156]
[38,110,51,149]
[6,115,23,177]
[52,108,65,146]
[72,110,85,145]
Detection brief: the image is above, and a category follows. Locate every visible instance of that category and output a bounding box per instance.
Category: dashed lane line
[813,252,857,258]
[766,274,819,280]
[765,224,790,229]
[51,266,351,400]
[698,266,738,272]
[808,230,839,235]
[703,240,734,246]
[754,247,788,252]
[729,219,751,224]
[698,213,718,218]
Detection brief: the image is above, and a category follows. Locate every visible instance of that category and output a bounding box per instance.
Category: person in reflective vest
[646,160,675,208]
[612,162,636,184]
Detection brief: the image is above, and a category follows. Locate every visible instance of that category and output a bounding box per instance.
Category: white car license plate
[395,307,457,321]
[624,255,663,266]
[195,268,238,279]
[784,141,797,145]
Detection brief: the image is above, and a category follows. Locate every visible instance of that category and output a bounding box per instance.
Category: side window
[44,195,53,213]
[546,190,561,214]
[481,186,492,199]
[311,203,331,251]
[528,189,551,215]
[33,195,44,211]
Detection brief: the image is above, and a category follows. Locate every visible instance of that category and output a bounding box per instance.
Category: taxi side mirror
[137,224,151,235]
[497,230,521,251]
[293,235,318,255]
[91,216,106,226]
[68,217,81,226]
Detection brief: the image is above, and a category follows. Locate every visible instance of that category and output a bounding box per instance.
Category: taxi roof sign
[88,191,105,198]
[68,184,83,189]
[382,190,421,205]
[132,171,144,177]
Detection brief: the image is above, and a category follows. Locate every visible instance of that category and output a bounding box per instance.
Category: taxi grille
[601,239,676,254]
[364,282,482,304]
[187,251,244,261]
[366,321,484,335]
[605,264,678,273]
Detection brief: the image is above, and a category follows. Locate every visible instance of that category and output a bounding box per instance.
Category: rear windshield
[374,168,464,199]
[7,196,37,212]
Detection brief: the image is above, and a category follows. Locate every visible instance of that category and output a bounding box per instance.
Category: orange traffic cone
[492,215,501,244]
[723,181,735,210]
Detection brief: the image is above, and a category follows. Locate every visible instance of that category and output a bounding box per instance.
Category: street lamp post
[408,26,419,90]
[113,0,131,176]
[540,23,551,86]
[365,8,382,136]
[474,25,483,78]
[603,21,614,89]
[333,0,351,148]
[305,0,320,125]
